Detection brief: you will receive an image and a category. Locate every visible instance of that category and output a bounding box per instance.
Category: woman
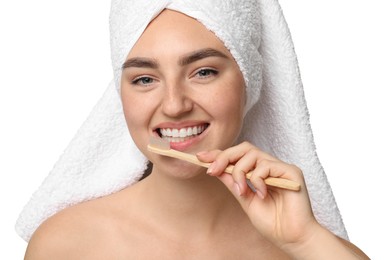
[19,0,368,259]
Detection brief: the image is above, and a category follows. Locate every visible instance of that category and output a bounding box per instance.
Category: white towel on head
[16,0,348,242]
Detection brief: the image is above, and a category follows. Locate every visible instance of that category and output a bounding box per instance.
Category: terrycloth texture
[16,0,348,241]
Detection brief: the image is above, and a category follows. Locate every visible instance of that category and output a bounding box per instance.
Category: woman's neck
[134,165,248,237]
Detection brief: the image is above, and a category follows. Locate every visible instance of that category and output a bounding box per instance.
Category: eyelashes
[131,76,155,86]
[129,68,219,87]
[194,68,218,79]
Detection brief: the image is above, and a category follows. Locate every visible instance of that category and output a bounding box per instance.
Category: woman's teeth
[159,125,207,142]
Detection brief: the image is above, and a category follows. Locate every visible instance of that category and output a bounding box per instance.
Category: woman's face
[121,10,245,173]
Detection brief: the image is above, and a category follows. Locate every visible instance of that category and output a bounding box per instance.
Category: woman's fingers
[249,160,304,198]
[197,142,304,199]
[197,142,281,195]
[196,150,221,163]
[230,148,262,196]
[197,142,277,165]
[215,172,256,211]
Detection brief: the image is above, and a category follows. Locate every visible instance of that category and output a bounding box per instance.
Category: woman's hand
[196,141,320,250]
[198,142,370,259]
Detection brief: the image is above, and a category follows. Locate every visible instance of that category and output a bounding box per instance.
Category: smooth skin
[25,10,369,259]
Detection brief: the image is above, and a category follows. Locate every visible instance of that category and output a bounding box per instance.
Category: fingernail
[196,151,208,157]
[234,183,242,196]
[207,161,217,175]
[256,189,265,199]
[239,183,246,196]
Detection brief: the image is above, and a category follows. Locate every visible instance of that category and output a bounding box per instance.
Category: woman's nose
[161,83,193,117]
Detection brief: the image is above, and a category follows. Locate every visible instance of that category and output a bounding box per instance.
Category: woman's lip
[155,123,209,139]
[168,125,209,151]
[151,121,210,151]
[153,120,208,130]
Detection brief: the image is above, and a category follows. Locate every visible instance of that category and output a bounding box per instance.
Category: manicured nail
[196,151,208,157]
[207,161,217,175]
[234,183,242,196]
[256,189,265,199]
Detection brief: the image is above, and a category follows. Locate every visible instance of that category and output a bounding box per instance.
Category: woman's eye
[195,69,218,78]
[131,76,154,86]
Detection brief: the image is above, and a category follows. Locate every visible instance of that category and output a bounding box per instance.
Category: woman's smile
[154,122,210,151]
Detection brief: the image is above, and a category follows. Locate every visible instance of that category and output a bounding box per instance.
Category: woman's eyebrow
[179,48,229,66]
[122,48,228,69]
[122,58,159,70]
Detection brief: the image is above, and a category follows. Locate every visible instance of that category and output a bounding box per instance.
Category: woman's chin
[152,159,208,180]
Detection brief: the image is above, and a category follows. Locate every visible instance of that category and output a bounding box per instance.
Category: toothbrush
[147,137,300,191]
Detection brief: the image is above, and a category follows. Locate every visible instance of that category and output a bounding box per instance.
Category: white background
[0,0,388,259]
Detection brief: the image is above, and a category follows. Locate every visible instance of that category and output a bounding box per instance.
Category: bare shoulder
[338,237,370,259]
[24,189,135,260]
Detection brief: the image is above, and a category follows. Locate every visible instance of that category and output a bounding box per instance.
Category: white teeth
[179,128,187,137]
[159,125,207,139]
[172,129,179,138]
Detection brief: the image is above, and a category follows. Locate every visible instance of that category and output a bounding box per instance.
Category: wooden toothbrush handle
[149,147,300,191]
[263,177,300,191]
